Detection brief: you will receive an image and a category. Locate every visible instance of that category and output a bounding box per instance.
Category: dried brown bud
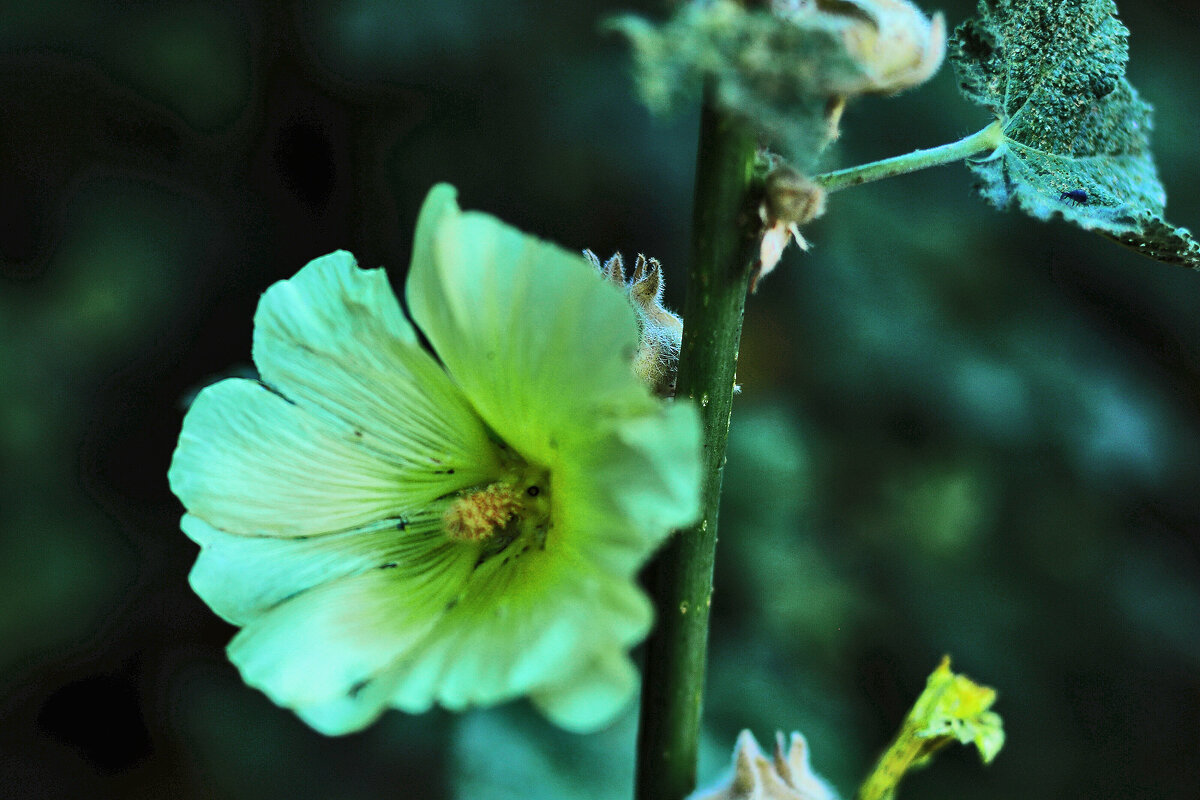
[754,167,827,291]
[765,168,827,228]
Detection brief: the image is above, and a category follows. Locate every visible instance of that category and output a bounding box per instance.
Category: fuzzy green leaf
[950,0,1200,268]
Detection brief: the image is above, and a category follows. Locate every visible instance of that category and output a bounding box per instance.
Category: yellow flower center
[442,471,551,550]
[443,483,523,541]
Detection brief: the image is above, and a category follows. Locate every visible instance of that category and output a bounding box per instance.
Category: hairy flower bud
[584,250,684,396]
[691,730,839,800]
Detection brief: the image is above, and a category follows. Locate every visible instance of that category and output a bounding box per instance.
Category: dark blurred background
[2,1,1199,797]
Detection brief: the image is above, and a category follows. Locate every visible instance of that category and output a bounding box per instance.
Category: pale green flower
[168,184,701,735]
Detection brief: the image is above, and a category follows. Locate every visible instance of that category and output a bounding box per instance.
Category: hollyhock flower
[169,184,701,735]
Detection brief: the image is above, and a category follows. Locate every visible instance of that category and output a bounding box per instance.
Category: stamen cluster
[443,482,525,542]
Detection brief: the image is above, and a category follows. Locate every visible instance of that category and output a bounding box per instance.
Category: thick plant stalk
[634,90,759,800]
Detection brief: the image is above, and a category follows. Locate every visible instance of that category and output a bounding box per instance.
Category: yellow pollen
[443,483,524,542]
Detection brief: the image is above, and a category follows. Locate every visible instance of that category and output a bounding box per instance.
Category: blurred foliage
[2,1,1199,799]
[611,0,860,171]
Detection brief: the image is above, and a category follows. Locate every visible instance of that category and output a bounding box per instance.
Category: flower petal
[556,401,703,574]
[529,648,639,733]
[405,185,658,465]
[170,377,490,537]
[171,379,403,536]
[226,541,475,727]
[388,547,652,717]
[195,498,655,732]
[289,673,404,736]
[182,512,446,626]
[252,250,500,495]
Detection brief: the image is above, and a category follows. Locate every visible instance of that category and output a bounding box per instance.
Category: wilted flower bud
[614,0,946,168]
[772,0,946,96]
[585,250,684,396]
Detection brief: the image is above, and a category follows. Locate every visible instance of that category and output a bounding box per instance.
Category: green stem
[855,729,936,800]
[634,90,758,800]
[813,120,1004,193]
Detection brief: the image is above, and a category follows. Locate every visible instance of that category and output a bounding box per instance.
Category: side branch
[813,120,1004,193]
